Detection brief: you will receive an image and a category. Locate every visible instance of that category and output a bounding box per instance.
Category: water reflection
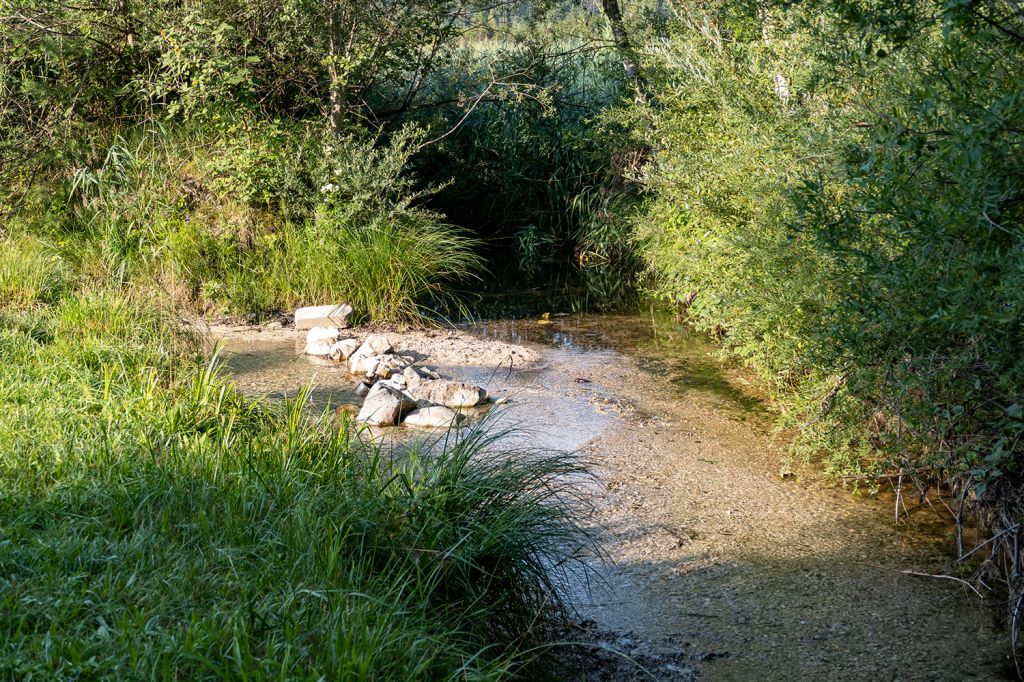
[451,260,641,322]
[466,308,768,423]
[217,339,363,414]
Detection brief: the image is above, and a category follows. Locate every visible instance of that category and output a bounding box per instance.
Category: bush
[630,0,1024,643]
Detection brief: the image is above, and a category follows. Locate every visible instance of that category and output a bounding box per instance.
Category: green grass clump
[166,214,481,324]
[0,237,588,679]
[298,215,482,323]
[0,238,73,310]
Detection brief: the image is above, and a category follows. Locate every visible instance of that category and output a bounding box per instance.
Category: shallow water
[216,310,1010,680]
[218,339,363,412]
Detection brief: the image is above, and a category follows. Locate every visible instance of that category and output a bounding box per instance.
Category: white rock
[357,385,415,426]
[373,354,409,379]
[348,353,379,375]
[371,380,416,403]
[304,326,343,356]
[329,338,360,361]
[357,390,402,426]
[348,336,397,375]
[402,406,463,429]
[358,384,416,426]
[403,366,424,387]
[354,335,393,358]
[294,304,353,330]
[409,380,487,409]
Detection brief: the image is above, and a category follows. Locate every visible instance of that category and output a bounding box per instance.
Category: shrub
[631,0,1024,645]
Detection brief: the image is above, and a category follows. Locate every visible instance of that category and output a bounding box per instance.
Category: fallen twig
[899,569,985,599]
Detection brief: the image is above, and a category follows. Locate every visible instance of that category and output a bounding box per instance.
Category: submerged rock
[294,303,353,330]
[402,406,463,429]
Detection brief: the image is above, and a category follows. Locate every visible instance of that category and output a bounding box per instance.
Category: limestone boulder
[403,366,424,388]
[349,353,378,375]
[410,380,487,409]
[304,326,344,356]
[373,354,409,379]
[329,338,361,361]
[294,304,353,330]
[348,336,397,375]
[355,335,393,358]
[402,406,463,430]
[356,384,415,426]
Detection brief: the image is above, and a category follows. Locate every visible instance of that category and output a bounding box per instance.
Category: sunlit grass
[0,237,73,310]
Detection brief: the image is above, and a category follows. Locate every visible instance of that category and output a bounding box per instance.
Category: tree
[599,0,645,101]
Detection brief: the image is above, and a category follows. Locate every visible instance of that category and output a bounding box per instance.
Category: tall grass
[34,120,484,323]
[0,236,587,678]
[166,214,482,323]
[300,215,482,322]
[0,237,73,310]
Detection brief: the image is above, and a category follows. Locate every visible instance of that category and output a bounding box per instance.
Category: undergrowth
[0,238,589,679]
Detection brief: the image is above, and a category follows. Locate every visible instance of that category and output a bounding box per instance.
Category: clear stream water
[218,276,1011,680]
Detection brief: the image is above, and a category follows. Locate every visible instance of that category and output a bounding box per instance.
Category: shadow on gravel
[567,514,1012,681]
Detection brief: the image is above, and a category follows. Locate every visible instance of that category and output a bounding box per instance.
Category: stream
[216,305,1010,680]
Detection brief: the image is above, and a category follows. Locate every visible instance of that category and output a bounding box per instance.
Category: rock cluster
[301,317,492,430]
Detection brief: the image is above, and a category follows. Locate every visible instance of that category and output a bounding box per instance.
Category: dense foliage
[627,0,1024,646]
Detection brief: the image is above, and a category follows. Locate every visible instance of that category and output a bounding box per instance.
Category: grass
[11,120,483,325]
[0,237,589,679]
[165,214,482,323]
[0,237,74,310]
[300,216,482,322]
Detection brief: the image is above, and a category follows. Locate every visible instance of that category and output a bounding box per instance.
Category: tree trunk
[116,0,134,48]
[328,6,345,132]
[600,0,645,103]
